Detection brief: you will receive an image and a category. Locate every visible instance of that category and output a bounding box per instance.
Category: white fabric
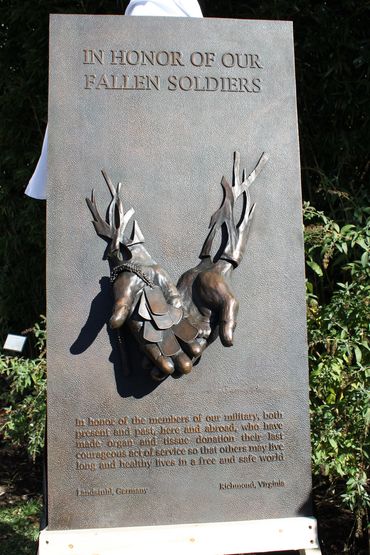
[25,126,49,199]
[25,0,203,199]
[125,0,202,17]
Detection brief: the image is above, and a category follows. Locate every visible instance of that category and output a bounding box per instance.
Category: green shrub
[0,318,46,461]
[304,204,370,515]
[0,497,42,555]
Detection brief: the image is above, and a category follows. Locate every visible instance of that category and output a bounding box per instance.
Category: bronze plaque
[47,15,312,530]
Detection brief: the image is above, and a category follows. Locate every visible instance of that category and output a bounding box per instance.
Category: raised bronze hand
[86,171,201,381]
[177,258,238,350]
[177,151,269,358]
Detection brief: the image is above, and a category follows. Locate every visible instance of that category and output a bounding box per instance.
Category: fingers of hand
[128,318,194,379]
[219,295,239,347]
[143,344,175,381]
[174,352,193,374]
[143,344,194,381]
[195,318,212,339]
[182,337,207,359]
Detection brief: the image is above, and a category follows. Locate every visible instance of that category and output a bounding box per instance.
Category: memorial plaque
[46,14,314,539]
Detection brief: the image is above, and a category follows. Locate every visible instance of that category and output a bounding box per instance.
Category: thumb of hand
[219,294,239,347]
[109,272,141,329]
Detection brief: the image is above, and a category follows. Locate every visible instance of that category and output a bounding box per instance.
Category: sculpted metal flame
[86,151,268,381]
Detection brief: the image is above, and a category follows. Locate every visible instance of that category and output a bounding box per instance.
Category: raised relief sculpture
[86,151,268,381]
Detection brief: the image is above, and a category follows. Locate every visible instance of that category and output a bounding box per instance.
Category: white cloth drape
[125,0,202,17]
[25,126,49,200]
[25,0,203,199]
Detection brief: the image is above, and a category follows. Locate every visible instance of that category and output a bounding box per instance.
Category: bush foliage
[304,205,369,516]
[0,318,46,461]
[0,0,369,543]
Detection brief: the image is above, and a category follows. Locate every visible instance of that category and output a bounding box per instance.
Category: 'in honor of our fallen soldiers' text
[83,49,263,93]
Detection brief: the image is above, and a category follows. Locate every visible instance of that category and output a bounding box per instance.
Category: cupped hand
[177,257,239,352]
[109,244,203,381]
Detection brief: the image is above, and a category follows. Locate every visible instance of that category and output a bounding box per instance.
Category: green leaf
[361,251,369,268]
[306,260,323,276]
[354,346,362,364]
[328,437,337,450]
[356,238,368,250]
[341,224,355,233]
[365,408,370,426]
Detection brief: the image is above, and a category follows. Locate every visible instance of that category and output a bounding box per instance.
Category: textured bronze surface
[47,15,312,531]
